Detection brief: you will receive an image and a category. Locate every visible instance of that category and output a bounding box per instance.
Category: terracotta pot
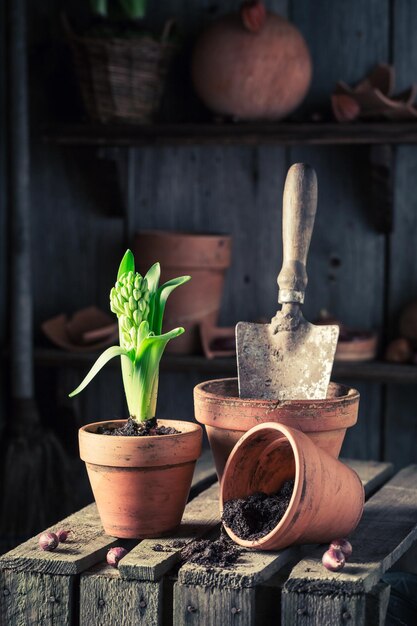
[191,2,312,120]
[134,231,232,354]
[220,422,364,550]
[194,378,359,480]
[335,332,378,362]
[79,419,202,538]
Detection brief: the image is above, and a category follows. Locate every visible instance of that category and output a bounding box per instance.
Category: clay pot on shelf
[134,231,232,354]
[220,422,364,550]
[336,330,378,362]
[385,337,413,363]
[316,311,377,362]
[79,419,202,538]
[194,378,359,481]
[191,1,312,120]
[200,323,236,359]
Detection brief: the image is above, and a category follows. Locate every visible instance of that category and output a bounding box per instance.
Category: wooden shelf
[43,122,417,147]
[33,348,417,384]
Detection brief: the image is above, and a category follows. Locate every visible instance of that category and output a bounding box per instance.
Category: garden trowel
[236,163,339,401]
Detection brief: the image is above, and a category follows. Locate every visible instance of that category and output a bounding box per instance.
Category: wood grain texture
[281,465,417,625]
[178,548,298,590]
[383,1,417,470]
[45,121,417,147]
[365,582,391,626]
[0,503,118,575]
[119,483,219,581]
[80,563,161,626]
[0,569,74,626]
[173,585,255,626]
[289,0,388,463]
[32,349,417,384]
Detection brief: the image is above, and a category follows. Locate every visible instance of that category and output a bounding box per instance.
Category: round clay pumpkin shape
[191,1,312,120]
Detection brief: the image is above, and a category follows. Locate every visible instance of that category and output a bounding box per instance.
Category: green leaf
[144,262,160,293]
[117,249,135,280]
[128,327,184,421]
[152,276,191,335]
[68,346,130,397]
[137,326,184,360]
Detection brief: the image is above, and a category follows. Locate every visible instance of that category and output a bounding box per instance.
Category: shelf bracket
[369,144,396,234]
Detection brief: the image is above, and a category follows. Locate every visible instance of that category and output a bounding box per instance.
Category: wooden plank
[385,0,417,469]
[119,483,219,582]
[0,503,118,575]
[365,582,391,626]
[79,563,162,626]
[0,569,74,626]
[281,465,417,625]
[173,585,255,626]
[189,448,216,499]
[43,122,417,147]
[31,349,417,384]
[178,547,299,590]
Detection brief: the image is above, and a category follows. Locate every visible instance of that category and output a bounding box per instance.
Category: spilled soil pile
[180,536,241,568]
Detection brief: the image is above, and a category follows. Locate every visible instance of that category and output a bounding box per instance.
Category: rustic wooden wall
[1,0,417,520]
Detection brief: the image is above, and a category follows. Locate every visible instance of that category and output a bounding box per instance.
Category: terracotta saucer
[331,63,417,121]
[42,306,118,352]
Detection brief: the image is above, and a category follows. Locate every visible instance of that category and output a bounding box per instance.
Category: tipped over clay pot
[220,422,364,550]
[134,231,232,354]
[79,419,202,538]
[194,378,359,480]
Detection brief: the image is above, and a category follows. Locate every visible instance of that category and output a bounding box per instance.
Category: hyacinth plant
[69,250,190,424]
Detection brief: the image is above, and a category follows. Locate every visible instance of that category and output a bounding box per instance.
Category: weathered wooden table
[1,454,416,626]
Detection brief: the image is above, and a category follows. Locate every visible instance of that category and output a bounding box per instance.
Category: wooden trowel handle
[277,163,318,305]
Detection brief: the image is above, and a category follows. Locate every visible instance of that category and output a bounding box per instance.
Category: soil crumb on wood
[180,536,241,568]
[222,479,295,540]
[152,540,187,552]
[97,417,180,436]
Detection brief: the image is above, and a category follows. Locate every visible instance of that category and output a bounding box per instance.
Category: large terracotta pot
[194,378,359,480]
[79,419,202,538]
[221,422,364,550]
[191,1,312,120]
[134,231,232,354]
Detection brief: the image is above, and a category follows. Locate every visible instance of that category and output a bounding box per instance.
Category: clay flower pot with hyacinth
[70,250,202,538]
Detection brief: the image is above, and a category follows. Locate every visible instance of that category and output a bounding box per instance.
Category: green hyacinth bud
[110,269,151,351]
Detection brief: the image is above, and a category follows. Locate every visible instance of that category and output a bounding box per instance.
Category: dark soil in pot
[97,417,181,436]
[222,479,294,541]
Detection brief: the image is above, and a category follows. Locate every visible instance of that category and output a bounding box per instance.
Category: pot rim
[220,422,305,548]
[134,229,232,241]
[195,378,359,407]
[79,419,202,467]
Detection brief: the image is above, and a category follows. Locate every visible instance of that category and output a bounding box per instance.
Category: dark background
[1,0,417,529]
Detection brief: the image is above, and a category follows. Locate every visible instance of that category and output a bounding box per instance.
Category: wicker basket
[64,18,177,124]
